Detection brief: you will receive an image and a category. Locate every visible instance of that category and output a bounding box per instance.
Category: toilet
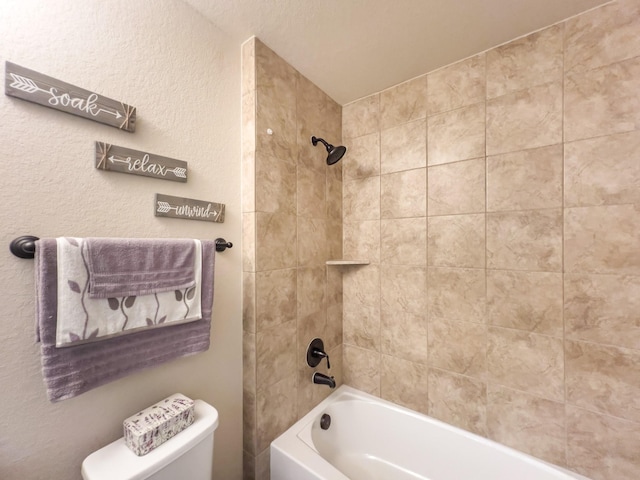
[81,400,219,480]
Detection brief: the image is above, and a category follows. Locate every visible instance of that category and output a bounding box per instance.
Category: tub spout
[312,372,336,389]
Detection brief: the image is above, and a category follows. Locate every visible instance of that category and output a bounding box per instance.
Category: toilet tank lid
[81,399,219,480]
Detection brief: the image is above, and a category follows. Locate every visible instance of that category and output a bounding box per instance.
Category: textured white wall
[0,1,242,478]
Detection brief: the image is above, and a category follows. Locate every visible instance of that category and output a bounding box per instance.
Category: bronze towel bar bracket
[215,238,233,252]
[10,235,39,259]
[10,235,233,259]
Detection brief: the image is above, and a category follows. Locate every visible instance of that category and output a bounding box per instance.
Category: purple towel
[85,238,196,299]
[35,238,214,402]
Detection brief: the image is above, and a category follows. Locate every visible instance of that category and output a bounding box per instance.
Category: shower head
[311,136,347,165]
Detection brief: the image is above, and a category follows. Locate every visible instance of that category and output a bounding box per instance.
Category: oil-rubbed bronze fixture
[312,372,336,389]
[307,338,335,388]
[311,136,347,165]
[10,235,234,258]
[9,235,39,258]
[306,337,330,369]
[214,238,233,252]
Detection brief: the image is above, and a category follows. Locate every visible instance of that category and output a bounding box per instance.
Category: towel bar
[10,235,233,258]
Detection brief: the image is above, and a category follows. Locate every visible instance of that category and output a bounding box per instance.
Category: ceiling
[182,0,609,105]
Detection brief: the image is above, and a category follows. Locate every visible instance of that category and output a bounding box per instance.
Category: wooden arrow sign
[155,194,225,223]
[5,62,136,132]
[95,143,188,182]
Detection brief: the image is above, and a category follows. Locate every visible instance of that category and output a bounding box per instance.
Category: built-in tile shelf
[326,260,370,265]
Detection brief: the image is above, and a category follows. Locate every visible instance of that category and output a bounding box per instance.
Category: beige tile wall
[342,2,640,479]
[242,38,343,480]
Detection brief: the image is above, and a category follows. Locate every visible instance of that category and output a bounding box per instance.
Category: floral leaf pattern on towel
[186,286,196,300]
[107,297,123,332]
[118,296,136,330]
[146,314,166,326]
[65,278,84,341]
[64,237,91,341]
[68,280,81,294]
[124,296,136,308]
[107,296,134,330]
[145,294,164,326]
[152,293,160,324]
[176,287,194,319]
[58,238,202,346]
[183,286,196,319]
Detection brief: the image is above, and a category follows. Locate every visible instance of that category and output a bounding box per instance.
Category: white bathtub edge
[271,385,592,480]
[271,386,354,480]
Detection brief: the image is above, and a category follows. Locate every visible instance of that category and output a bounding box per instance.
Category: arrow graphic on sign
[154,194,224,223]
[6,62,136,132]
[10,73,124,120]
[156,201,218,217]
[9,73,48,94]
[97,108,122,119]
[166,167,187,178]
[108,155,187,179]
[109,155,130,165]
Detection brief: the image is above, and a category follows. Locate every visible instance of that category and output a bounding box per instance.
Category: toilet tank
[82,400,219,480]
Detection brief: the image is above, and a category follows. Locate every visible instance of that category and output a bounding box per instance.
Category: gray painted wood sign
[155,194,225,223]
[95,142,188,182]
[5,62,136,132]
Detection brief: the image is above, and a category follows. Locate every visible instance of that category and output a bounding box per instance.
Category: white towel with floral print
[55,237,202,347]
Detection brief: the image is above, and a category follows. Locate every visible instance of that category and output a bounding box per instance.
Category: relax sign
[95,143,188,182]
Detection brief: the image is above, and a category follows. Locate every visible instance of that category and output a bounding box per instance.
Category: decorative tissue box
[123,393,195,456]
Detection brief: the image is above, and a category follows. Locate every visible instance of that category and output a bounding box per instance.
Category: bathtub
[271,385,590,480]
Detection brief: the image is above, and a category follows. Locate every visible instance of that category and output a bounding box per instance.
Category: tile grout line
[377,94,383,398]
[483,51,490,435]
[250,48,259,469]
[561,19,569,469]
[425,87,431,414]
[294,71,301,419]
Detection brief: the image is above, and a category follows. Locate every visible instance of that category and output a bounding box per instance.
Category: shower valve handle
[312,348,331,369]
[306,338,331,369]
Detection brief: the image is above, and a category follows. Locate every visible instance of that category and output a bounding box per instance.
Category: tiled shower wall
[341,1,640,479]
[241,38,343,479]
